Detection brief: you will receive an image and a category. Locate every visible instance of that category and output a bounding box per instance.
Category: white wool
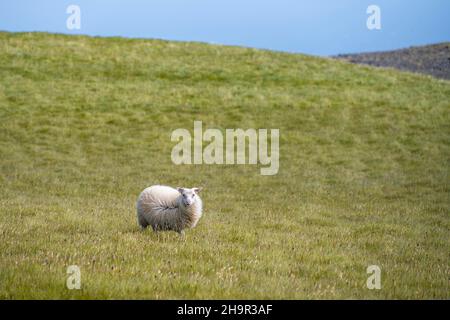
[136,185,203,233]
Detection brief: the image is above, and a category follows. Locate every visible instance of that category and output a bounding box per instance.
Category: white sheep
[136,185,203,235]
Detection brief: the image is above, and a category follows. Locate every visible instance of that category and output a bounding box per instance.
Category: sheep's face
[177,187,201,207]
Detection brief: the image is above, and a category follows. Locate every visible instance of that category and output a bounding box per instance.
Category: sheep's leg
[138,222,148,231]
[137,215,149,230]
[178,230,186,240]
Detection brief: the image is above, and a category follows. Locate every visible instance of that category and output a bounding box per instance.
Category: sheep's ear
[177,187,184,194]
[193,187,202,194]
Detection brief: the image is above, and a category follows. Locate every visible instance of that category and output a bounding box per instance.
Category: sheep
[136,185,203,235]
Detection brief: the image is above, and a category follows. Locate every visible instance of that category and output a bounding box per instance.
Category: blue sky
[1,0,449,55]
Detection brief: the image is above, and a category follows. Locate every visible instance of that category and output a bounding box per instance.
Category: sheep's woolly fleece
[136,185,203,233]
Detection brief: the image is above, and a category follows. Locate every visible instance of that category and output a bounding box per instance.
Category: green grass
[0,31,449,299]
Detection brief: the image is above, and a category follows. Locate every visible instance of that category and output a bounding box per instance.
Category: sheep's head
[177,187,202,207]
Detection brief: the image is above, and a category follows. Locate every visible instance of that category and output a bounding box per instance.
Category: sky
[0,0,449,56]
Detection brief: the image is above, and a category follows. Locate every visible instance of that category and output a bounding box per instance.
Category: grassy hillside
[0,32,449,299]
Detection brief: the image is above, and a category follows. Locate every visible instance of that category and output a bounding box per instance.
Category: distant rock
[335,43,450,80]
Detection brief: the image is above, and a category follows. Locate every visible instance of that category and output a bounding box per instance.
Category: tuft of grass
[0,32,449,299]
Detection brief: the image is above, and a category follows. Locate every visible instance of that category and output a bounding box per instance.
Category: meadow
[0,32,449,299]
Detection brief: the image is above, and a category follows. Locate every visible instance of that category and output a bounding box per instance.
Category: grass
[0,31,449,299]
